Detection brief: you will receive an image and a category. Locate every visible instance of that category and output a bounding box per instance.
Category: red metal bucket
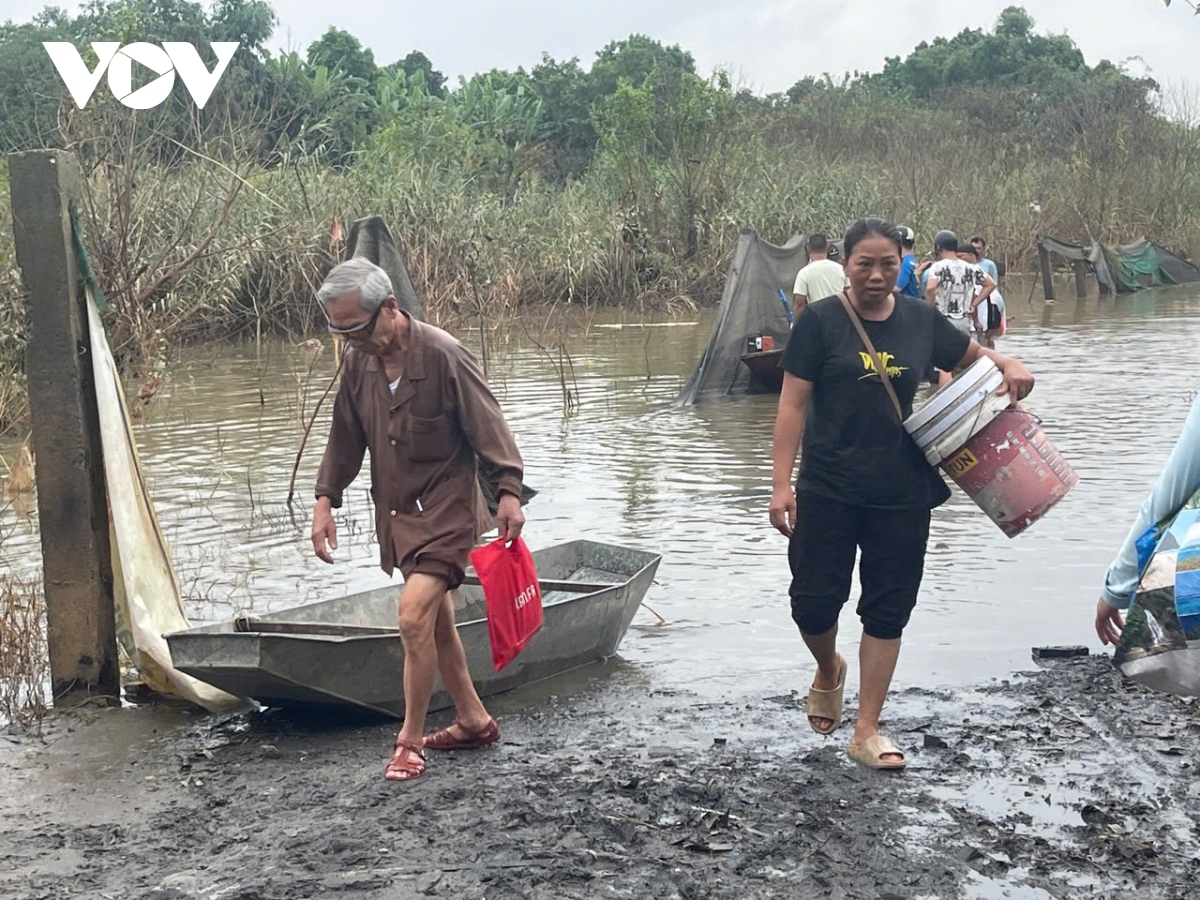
[940,408,1078,538]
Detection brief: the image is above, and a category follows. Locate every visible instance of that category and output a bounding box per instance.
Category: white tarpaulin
[85,288,240,712]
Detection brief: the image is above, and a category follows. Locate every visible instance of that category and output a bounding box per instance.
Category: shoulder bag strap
[838,291,904,421]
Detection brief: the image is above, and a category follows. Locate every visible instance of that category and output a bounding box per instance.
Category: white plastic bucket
[903,357,1078,538]
[904,357,1007,466]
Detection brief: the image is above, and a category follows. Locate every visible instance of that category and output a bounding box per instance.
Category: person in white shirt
[793,233,851,318]
[958,243,1004,348]
[925,230,996,385]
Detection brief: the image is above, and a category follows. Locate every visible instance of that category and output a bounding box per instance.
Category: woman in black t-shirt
[768,217,1034,770]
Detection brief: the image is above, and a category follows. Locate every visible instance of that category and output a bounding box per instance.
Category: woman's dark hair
[843,217,903,258]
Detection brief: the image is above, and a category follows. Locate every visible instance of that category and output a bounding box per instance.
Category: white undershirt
[389,376,401,395]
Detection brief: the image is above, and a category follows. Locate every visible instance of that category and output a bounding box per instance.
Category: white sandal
[806,656,846,735]
[846,735,907,770]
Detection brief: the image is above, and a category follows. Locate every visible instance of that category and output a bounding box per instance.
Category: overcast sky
[2,0,1194,95]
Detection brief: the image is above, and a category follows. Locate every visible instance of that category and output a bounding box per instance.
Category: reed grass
[0,573,48,734]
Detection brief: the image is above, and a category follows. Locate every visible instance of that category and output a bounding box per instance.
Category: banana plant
[448,74,545,148]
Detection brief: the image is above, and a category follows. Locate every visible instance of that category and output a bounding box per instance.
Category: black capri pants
[788,492,932,641]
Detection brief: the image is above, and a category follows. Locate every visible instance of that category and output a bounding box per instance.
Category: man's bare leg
[394,573,449,748]
[431,591,492,738]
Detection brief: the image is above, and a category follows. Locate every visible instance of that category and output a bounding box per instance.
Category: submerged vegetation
[0,570,46,732]
[0,2,1199,427]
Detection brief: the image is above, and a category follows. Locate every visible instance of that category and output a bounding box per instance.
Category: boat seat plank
[460,575,614,594]
[234,618,398,636]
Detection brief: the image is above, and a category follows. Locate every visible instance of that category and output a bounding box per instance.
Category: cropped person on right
[1096,393,1200,648]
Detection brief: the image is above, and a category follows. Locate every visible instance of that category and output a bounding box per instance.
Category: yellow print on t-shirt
[858,351,909,380]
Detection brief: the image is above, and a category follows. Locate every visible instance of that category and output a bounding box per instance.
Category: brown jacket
[315,313,523,578]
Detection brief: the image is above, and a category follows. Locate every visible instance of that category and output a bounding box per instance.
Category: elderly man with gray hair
[311,257,526,782]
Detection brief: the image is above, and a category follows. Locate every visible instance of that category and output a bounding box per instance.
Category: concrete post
[1037,242,1056,303]
[7,150,119,706]
[1072,260,1088,300]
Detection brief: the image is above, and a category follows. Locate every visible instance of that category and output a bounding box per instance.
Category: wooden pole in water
[1072,260,1088,300]
[7,150,119,707]
[1037,241,1056,303]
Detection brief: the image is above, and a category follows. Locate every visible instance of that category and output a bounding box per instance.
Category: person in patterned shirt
[924,230,996,385]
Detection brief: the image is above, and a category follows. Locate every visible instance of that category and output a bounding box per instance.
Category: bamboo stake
[286,353,345,508]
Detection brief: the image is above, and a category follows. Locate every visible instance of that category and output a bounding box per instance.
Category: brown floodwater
[2,280,1199,702]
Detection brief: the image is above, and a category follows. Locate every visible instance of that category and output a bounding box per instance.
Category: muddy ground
[1,655,1198,900]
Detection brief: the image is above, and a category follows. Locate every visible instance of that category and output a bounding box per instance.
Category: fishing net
[675,230,842,405]
[1037,235,1200,294]
[345,215,423,320]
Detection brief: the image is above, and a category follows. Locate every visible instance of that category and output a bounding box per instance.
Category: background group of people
[793,229,1006,355]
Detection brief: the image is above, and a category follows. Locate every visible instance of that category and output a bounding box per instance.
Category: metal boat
[164,540,661,718]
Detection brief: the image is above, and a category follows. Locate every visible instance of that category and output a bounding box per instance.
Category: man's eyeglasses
[327,304,383,337]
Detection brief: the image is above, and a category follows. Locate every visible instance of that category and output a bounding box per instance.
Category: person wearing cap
[896,226,921,298]
[792,233,851,317]
[958,243,1004,349]
[925,230,995,384]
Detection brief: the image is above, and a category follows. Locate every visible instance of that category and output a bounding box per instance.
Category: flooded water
[3,279,1200,701]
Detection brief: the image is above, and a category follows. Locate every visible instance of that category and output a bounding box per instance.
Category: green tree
[786,75,832,105]
[0,13,76,151]
[208,0,276,51]
[306,27,377,86]
[298,58,376,166]
[872,6,1094,98]
[529,54,592,153]
[386,50,447,97]
[587,34,695,100]
[595,68,741,260]
[452,73,544,147]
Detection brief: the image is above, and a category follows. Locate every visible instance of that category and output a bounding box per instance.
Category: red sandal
[423,717,500,751]
[384,738,426,781]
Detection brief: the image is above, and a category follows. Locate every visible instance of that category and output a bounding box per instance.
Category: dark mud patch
[1,657,1198,899]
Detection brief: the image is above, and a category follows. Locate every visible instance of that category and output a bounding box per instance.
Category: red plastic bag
[468,537,543,672]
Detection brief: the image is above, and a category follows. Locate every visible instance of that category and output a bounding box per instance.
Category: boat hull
[740,348,785,392]
[165,540,661,718]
